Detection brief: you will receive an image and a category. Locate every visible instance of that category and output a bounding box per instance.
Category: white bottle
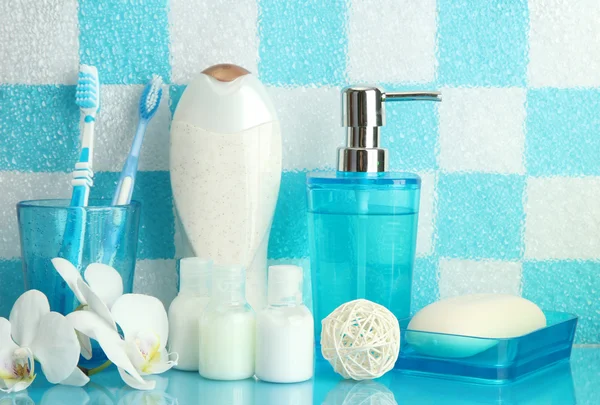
[255,265,314,383]
[199,265,256,380]
[168,257,212,371]
[170,64,282,312]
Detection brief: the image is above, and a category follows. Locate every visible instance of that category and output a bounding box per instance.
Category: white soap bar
[406,294,547,358]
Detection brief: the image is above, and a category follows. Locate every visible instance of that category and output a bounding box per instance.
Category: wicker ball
[321,299,400,380]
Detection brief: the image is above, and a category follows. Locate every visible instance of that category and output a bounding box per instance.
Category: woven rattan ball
[321,299,400,380]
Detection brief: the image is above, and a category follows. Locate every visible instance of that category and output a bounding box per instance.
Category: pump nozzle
[338,86,441,173]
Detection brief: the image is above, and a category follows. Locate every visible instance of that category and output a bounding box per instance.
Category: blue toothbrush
[59,65,100,268]
[101,75,163,265]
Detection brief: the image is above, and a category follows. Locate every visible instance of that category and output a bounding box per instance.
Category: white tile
[0,172,71,258]
[94,85,171,172]
[529,0,600,87]
[268,86,342,171]
[134,259,178,309]
[347,0,436,83]
[0,0,79,84]
[439,88,526,174]
[416,172,435,257]
[439,259,522,298]
[525,177,600,260]
[169,0,259,84]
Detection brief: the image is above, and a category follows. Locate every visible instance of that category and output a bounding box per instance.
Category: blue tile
[0,85,79,172]
[411,256,439,314]
[268,171,308,259]
[523,260,600,344]
[437,173,525,260]
[438,0,528,87]
[258,0,347,86]
[0,259,24,318]
[79,0,171,84]
[168,85,186,117]
[526,89,600,176]
[91,171,175,260]
[382,88,439,171]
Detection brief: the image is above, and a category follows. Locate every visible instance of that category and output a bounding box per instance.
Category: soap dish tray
[394,310,577,384]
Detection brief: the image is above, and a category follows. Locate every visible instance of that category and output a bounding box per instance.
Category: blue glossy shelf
[395,310,578,384]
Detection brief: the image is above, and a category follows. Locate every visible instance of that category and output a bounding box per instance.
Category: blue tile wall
[0,0,599,343]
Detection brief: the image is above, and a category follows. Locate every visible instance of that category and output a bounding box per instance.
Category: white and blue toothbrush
[101,75,163,265]
[59,65,100,267]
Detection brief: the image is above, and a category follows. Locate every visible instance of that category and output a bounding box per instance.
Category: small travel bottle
[168,257,212,371]
[199,265,255,380]
[255,265,314,383]
[307,87,441,350]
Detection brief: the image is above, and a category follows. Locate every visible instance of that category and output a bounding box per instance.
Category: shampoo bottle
[168,257,212,371]
[170,64,282,311]
[199,265,255,380]
[255,265,314,383]
[306,87,441,349]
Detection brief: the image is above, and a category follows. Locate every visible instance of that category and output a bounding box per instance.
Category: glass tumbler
[17,199,141,315]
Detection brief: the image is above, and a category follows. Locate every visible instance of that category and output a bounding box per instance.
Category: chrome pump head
[338,86,442,173]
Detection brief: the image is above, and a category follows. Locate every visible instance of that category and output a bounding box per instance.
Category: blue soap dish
[394,310,578,384]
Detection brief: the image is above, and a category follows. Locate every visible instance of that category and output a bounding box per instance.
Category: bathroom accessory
[307,86,441,350]
[18,200,140,316]
[321,299,400,381]
[102,75,163,265]
[170,64,281,311]
[198,265,255,380]
[396,311,577,384]
[255,265,313,383]
[406,294,547,358]
[59,65,100,268]
[168,257,212,371]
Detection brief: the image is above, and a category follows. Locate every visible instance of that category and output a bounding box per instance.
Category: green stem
[79,360,112,377]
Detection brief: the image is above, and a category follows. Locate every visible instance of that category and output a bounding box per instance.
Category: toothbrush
[101,75,163,265]
[59,65,100,268]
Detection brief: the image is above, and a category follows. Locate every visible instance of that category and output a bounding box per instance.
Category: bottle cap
[179,257,212,296]
[268,265,303,306]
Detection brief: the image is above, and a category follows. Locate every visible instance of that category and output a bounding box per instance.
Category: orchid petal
[117,367,156,391]
[0,348,35,393]
[77,279,117,331]
[111,294,168,347]
[51,258,86,304]
[59,367,90,387]
[148,348,178,375]
[67,311,146,386]
[29,312,80,384]
[0,318,18,352]
[9,290,49,347]
[84,263,124,310]
[77,331,93,360]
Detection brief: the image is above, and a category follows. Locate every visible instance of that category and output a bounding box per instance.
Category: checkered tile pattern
[1,0,599,342]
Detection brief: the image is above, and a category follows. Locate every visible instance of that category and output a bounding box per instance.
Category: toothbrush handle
[81,116,96,167]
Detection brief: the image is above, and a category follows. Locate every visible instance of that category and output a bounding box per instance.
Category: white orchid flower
[68,294,177,391]
[0,290,88,393]
[51,258,124,359]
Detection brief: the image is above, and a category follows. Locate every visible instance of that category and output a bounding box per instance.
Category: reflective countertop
[4,348,598,404]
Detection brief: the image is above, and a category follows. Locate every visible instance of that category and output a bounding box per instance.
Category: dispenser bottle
[255,265,314,383]
[168,257,212,371]
[198,265,255,380]
[306,87,441,348]
[170,64,282,311]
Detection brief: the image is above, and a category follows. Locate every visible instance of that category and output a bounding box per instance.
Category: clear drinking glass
[17,199,141,315]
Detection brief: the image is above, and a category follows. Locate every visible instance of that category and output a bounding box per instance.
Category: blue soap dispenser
[307,86,441,347]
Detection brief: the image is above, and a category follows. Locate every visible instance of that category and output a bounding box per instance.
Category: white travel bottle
[255,265,314,383]
[170,64,282,311]
[168,257,212,371]
[199,265,255,380]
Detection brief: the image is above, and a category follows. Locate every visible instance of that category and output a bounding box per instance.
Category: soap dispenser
[306,86,441,347]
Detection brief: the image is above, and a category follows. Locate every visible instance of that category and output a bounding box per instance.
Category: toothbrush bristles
[140,75,163,120]
[75,65,100,112]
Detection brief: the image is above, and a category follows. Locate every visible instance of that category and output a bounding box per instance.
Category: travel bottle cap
[268,265,303,306]
[179,257,212,296]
